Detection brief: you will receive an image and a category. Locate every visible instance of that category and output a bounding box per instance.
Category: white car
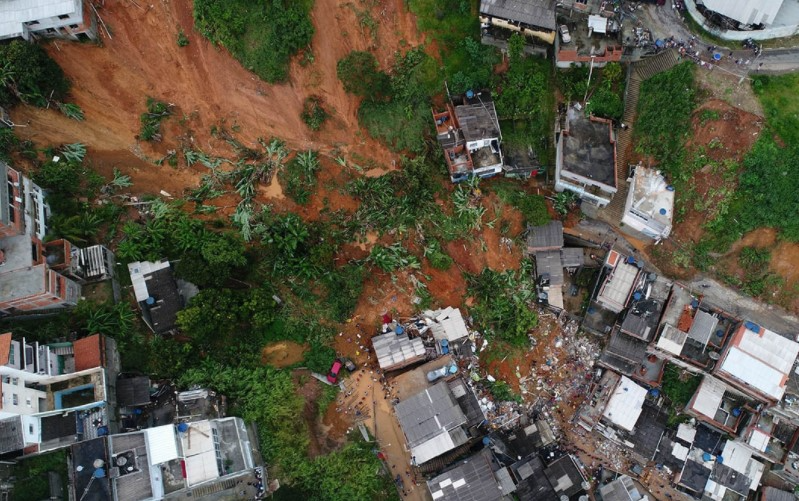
[560,25,572,44]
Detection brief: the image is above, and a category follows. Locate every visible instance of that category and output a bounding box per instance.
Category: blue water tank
[466,90,475,99]
[449,364,458,374]
[627,256,636,265]
[744,321,760,332]
[716,455,724,464]
[666,185,675,191]
[732,408,742,417]
[633,292,643,301]
[716,329,724,337]
[94,468,106,478]
[395,325,405,335]
[703,452,712,462]
[177,422,189,433]
[482,437,491,446]
[97,426,109,436]
[691,299,699,308]
[649,388,660,397]
[145,296,155,305]
[659,208,667,215]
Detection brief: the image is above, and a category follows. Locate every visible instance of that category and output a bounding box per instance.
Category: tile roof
[0,332,10,365]
[74,334,105,372]
[526,221,564,251]
[535,250,564,285]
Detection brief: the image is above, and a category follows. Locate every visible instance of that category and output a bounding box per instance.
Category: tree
[336,51,390,100]
[0,41,70,107]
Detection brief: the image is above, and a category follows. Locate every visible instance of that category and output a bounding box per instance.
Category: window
[1,377,8,384]
[8,345,14,365]
[12,394,18,405]
[28,425,33,434]
[28,20,39,26]
[11,378,18,386]
[26,397,31,407]
[58,14,70,20]
[69,24,79,29]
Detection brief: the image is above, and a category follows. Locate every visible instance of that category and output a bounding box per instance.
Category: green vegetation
[336,51,390,100]
[301,96,329,131]
[752,73,799,147]
[490,180,550,226]
[661,364,700,426]
[10,451,67,501]
[139,97,172,141]
[0,40,70,107]
[634,63,696,179]
[279,150,321,205]
[487,380,522,403]
[495,35,555,164]
[193,0,313,82]
[467,263,537,347]
[177,27,190,47]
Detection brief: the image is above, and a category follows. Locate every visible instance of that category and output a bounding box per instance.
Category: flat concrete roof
[0,234,34,272]
[561,109,616,189]
[0,264,46,301]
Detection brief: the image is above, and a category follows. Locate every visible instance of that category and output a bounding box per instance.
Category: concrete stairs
[190,478,238,498]
[597,49,681,226]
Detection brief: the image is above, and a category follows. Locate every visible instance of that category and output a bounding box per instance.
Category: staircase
[597,49,681,226]
[190,478,238,498]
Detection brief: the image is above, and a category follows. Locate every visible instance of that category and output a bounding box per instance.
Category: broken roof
[129,263,183,335]
[620,299,662,342]
[600,331,648,375]
[717,322,799,401]
[513,456,558,501]
[602,376,647,432]
[560,109,617,190]
[479,0,557,31]
[427,307,469,342]
[395,382,469,464]
[128,260,171,302]
[598,475,644,501]
[372,331,426,371]
[560,247,584,268]
[527,221,564,251]
[679,459,711,493]
[656,323,688,356]
[426,449,506,501]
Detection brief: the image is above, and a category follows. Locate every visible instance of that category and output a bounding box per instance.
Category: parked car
[341,358,357,372]
[559,25,572,44]
[327,360,343,384]
[427,365,450,382]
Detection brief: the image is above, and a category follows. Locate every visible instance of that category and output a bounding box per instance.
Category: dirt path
[10,0,424,190]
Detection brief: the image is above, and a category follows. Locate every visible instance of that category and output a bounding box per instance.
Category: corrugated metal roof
[395,382,467,463]
[427,449,505,501]
[144,425,179,465]
[526,221,563,251]
[687,310,718,346]
[597,259,639,313]
[373,332,426,370]
[479,0,557,31]
[127,260,171,302]
[535,250,564,285]
[702,0,783,26]
[657,324,687,355]
[429,308,469,342]
[690,377,726,421]
[560,248,584,268]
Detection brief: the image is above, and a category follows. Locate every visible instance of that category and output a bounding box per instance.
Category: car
[559,25,571,44]
[327,360,343,384]
[427,365,450,382]
[341,358,357,372]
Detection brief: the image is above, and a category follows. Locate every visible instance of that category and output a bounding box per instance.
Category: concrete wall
[685,0,799,41]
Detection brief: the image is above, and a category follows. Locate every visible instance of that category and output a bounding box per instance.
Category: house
[527,221,564,253]
[116,376,151,409]
[621,166,675,240]
[555,9,623,68]
[0,333,118,457]
[601,375,647,432]
[0,161,114,314]
[433,92,504,183]
[704,440,764,500]
[598,475,645,501]
[479,0,557,44]
[70,417,264,501]
[594,250,640,313]
[372,330,426,372]
[511,455,559,500]
[686,376,754,434]
[714,321,799,403]
[525,221,586,309]
[555,108,617,207]
[395,378,483,464]
[761,486,796,501]
[0,0,97,41]
[426,448,513,501]
[700,0,784,28]
[543,454,587,500]
[128,260,185,335]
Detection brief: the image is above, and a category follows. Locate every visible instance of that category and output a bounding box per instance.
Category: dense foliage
[0,41,70,107]
[634,62,696,177]
[301,96,329,131]
[193,0,314,82]
[467,264,538,347]
[336,51,390,100]
[752,73,799,146]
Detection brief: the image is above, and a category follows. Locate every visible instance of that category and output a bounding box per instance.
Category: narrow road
[635,4,799,74]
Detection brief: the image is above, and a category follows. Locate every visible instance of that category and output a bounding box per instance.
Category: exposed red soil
[261,341,308,368]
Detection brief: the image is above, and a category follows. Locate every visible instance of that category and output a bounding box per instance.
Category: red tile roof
[73,334,105,371]
[0,333,11,366]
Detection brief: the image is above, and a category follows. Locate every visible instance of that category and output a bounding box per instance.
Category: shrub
[279,150,320,205]
[139,97,171,142]
[336,51,390,100]
[193,0,313,82]
[177,27,190,47]
[587,86,623,121]
[301,96,329,131]
[0,40,70,107]
[358,99,429,153]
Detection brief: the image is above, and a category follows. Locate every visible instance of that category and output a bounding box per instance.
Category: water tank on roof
[703,452,712,462]
[93,468,106,478]
[659,208,667,215]
[649,388,660,397]
[732,408,742,417]
[666,185,675,191]
[177,422,189,433]
[708,351,720,361]
[627,256,636,265]
[145,296,155,305]
[449,364,458,374]
[483,437,491,446]
[716,455,724,463]
[466,90,475,99]
[633,292,643,301]
[395,325,405,335]
[716,329,724,338]
[744,321,760,332]
[691,299,699,308]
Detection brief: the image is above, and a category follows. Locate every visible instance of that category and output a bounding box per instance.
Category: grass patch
[11,451,68,501]
[139,97,172,142]
[193,0,313,82]
[752,73,799,146]
[358,100,430,153]
[301,96,329,131]
[279,150,321,205]
[490,180,550,226]
[661,364,700,426]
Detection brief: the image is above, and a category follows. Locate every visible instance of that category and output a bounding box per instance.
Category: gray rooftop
[763,487,797,501]
[544,455,586,498]
[0,416,24,454]
[455,100,501,142]
[600,331,648,375]
[598,475,644,501]
[535,250,564,286]
[426,449,507,501]
[395,381,468,449]
[0,234,34,272]
[561,109,616,189]
[480,0,557,31]
[710,462,750,495]
[687,310,718,347]
[109,431,154,501]
[527,221,564,252]
[0,265,49,303]
[560,247,584,268]
[372,331,426,371]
